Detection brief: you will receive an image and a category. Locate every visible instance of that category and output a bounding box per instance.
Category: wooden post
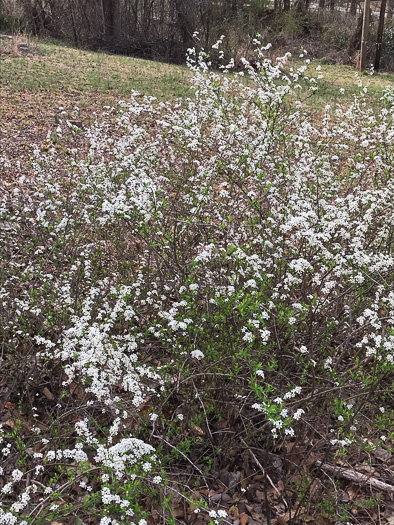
[360,0,371,70]
[374,0,387,70]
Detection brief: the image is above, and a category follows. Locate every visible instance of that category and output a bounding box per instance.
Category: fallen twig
[315,461,394,493]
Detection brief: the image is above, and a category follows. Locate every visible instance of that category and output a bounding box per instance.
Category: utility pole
[374,0,387,70]
[360,0,371,70]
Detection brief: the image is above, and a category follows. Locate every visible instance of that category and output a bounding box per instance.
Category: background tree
[374,0,387,70]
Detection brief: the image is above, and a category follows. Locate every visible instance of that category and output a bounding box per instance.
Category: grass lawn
[1,38,394,114]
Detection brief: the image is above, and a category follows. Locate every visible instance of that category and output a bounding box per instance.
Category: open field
[1,38,394,525]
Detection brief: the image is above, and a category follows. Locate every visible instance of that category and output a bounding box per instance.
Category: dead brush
[0,31,37,56]
[11,32,33,56]
[0,33,12,54]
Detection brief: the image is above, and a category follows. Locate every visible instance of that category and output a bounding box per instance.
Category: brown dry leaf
[4,419,15,429]
[246,504,264,522]
[347,486,358,501]
[240,512,249,525]
[252,474,265,481]
[278,502,299,523]
[309,478,322,496]
[172,505,184,518]
[68,381,85,399]
[194,514,211,525]
[338,490,350,503]
[4,401,16,410]
[196,488,209,496]
[148,510,161,525]
[284,441,296,454]
[298,514,315,522]
[256,490,265,502]
[191,425,204,436]
[42,387,54,400]
[374,447,391,462]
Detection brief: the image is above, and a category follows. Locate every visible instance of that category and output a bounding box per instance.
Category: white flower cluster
[1,38,394,523]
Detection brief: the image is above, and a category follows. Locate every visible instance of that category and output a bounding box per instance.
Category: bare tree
[360,0,371,70]
[102,0,115,40]
[350,0,357,14]
[374,0,387,69]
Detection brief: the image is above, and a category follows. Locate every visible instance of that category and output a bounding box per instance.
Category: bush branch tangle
[0,38,394,524]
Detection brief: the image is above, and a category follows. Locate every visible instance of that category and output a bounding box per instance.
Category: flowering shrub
[1,41,394,523]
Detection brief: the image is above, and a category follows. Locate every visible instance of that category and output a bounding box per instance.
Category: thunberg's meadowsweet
[0,38,394,524]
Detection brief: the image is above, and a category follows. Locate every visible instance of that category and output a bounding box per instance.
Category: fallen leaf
[252,474,265,481]
[298,513,315,522]
[228,471,241,489]
[42,387,54,400]
[256,490,265,502]
[172,505,184,518]
[284,441,296,454]
[374,447,391,462]
[240,512,249,525]
[347,486,358,501]
[309,478,322,496]
[278,502,299,523]
[191,425,204,436]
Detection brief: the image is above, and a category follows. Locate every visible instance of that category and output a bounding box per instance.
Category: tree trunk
[348,12,363,54]
[68,0,79,45]
[319,0,325,9]
[374,0,387,70]
[102,0,115,40]
[175,0,194,48]
[360,0,371,70]
[350,0,357,14]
